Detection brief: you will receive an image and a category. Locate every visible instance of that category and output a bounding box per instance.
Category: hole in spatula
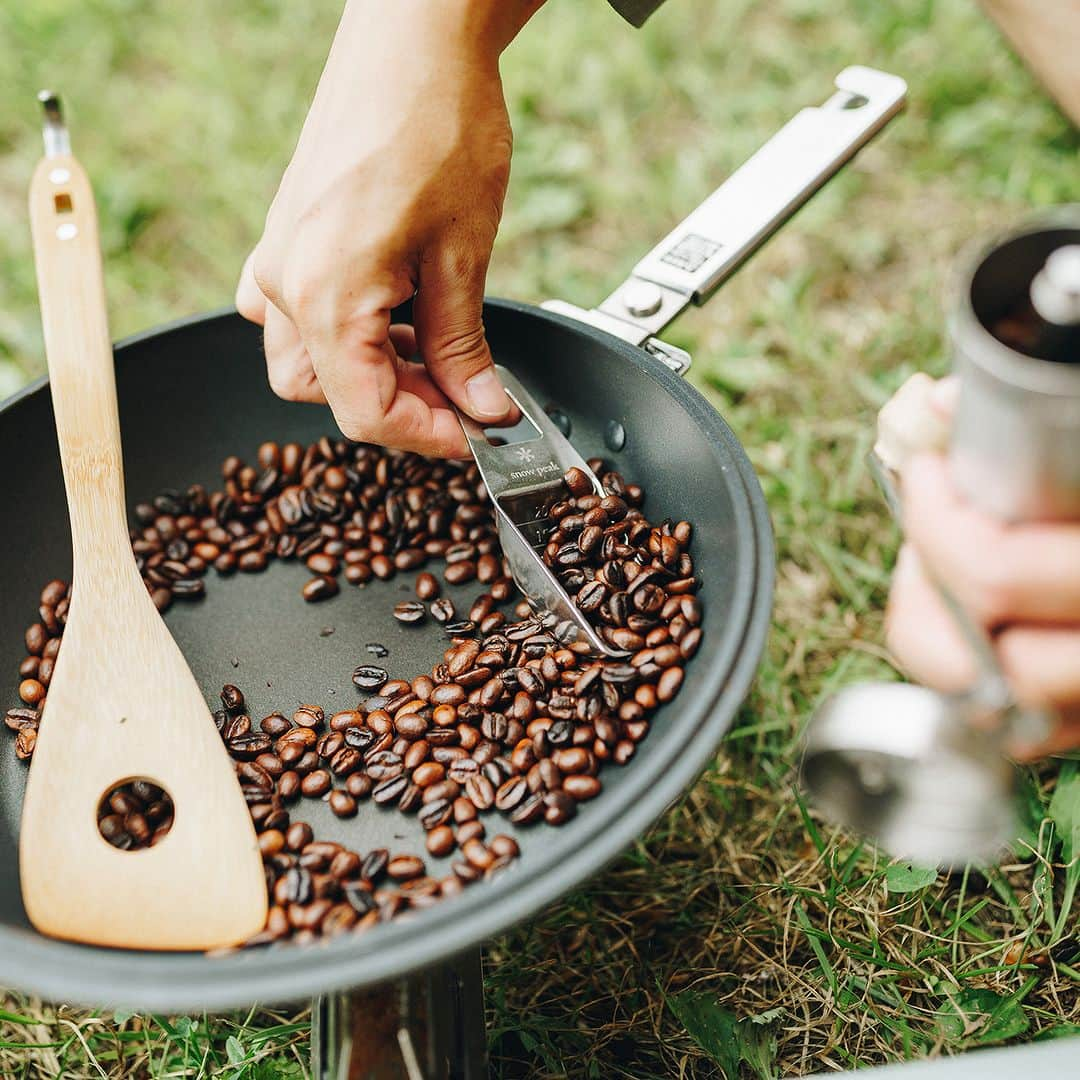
[481,390,541,446]
[97,777,174,851]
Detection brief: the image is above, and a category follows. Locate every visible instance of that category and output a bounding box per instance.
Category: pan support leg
[311,947,488,1080]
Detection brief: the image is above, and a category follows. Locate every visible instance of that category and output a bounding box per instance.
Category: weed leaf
[885,862,938,893]
[936,988,1029,1046]
[1048,761,1080,861]
[668,989,778,1078]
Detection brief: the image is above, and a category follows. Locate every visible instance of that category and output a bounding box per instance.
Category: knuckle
[281,273,324,326]
[428,323,488,369]
[265,362,310,404]
[251,248,280,303]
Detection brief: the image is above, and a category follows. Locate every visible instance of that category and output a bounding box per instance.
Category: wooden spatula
[20,93,267,949]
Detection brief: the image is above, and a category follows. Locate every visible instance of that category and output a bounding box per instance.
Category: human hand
[885,389,1080,755]
[237,0,543,457]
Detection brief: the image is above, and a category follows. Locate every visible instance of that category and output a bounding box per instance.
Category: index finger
[296,286,469,458]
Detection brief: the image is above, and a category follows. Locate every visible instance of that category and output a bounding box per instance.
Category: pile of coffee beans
[5,438,701,947]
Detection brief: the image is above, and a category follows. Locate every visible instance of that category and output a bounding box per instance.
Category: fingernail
[465,369,511,419]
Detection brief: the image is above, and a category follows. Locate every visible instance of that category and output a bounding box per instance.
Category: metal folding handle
[544,66,907,363]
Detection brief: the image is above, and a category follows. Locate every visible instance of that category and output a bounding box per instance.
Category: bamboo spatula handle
[28,122,134,577]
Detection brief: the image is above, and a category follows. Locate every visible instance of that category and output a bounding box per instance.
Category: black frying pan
[0,67,903,1014]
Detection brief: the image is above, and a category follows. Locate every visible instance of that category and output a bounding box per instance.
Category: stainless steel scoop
[457,365,624,657]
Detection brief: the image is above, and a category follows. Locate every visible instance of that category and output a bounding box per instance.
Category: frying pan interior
[0,302,772,1009]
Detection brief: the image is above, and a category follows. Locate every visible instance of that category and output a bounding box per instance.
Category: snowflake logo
[514,446,536,464]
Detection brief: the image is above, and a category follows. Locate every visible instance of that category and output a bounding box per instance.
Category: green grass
[1,0,1078,1075]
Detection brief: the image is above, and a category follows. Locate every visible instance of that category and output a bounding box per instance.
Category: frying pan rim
[0,304,774,1009]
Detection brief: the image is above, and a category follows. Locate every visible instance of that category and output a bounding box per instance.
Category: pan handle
[543,66,906,373]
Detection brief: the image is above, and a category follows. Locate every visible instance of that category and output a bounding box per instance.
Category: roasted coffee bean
[261,712,292,737]
[300,769,332,797]
[292,704,324,730]
[346,772,374,800]
[680,626,702,659]
[344,726,377,753]
[366,750,404,780]
[552,747,590,774]
[563,774,602,801]
[286,822,314,851]
[330,709,363,732]
[352,665,388,690]
[373,774,408,805]
[220,684,245,714]
[329,790,358,818]
[657,666,684,702]
[329,747,362,776]
[418,798,453,831]
[4,707,39,732]
[430,597,455,624]
[387,855,425,881]
[509,792,545,825]
[444,560,476,585]
[415,572,440,600]
[14,727,37,759]
[564,466,593,497]
[394,600,427,624]
[228,732,272,759]
[344,882,377,915]
[426,825,455,858]
[494,775,527,811]
[412,761,445,788]
[490,834,520,859]
[302,575,339,602]
[360,848,390,882]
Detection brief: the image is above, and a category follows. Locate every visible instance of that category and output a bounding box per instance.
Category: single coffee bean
[430,597,455,624]
[302,575,339,602]
[563,774,602,801]
[293,704,325,729]
[329,790,358,818]
[415,572,440,600]
[300,769,332,797]
[494,775,527,811]
[457,820,486,846]
[387,854,425,881]
[657,666,684,702]
[509,792,545,825]
[426,825,455,858]
[393,600,427,624]
[563,466,593,497]
[373,774,408,805]
[352,665,388,690]
[444,560,476,586]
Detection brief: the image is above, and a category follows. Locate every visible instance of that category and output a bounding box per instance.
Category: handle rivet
[49,167,71,185]
[56,223,78,240]
[621,282,663,319]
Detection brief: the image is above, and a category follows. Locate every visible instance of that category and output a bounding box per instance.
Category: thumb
[412,247,514,424]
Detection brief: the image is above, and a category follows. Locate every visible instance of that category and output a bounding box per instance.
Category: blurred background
[0,1,1077,1077]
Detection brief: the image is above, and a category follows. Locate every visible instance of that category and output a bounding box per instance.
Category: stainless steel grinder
[802,206,1080,867]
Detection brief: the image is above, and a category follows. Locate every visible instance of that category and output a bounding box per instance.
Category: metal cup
[949,206,1080,521]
